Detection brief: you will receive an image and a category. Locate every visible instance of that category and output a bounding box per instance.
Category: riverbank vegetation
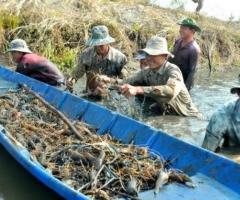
[0,0,240,73]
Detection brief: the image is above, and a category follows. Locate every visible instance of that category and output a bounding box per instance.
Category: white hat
[140,36,173,57]
[7,39,32,53]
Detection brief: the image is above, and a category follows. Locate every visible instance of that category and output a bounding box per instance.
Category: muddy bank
[1,0,240,73]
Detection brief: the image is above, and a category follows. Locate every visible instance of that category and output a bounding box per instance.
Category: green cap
[86,25,115,46]
[177,18,201,32]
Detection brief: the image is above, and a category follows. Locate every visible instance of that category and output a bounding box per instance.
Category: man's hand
[86,74,108,96]
[92,85,108,96]
[67,77,76,84]
[66,77,77,93]
[98,75,111,83]
[120,84,144,97]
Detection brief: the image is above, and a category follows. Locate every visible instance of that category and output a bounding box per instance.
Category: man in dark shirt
[7,39,64,86]
[170,18,201,91]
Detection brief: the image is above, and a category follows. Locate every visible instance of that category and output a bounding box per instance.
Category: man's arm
[124,70,145,86]
[142,69,182,102]
[71,53,86,80]
[120,68,183,103]
[16,62,40,76]
[118,55,128,79]
[202,106,229,152]
[120,70,146,96]
[185,49,199,90]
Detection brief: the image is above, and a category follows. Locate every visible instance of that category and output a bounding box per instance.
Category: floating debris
[0,87,195,199]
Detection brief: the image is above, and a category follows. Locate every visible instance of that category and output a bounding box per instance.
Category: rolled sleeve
[142,86,155,95]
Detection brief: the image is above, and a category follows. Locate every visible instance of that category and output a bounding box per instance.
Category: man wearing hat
[202,83,240,152]
[120,36,201,117]
[7,39,65,86]
[169,18,201,91]
[71,25,128,94]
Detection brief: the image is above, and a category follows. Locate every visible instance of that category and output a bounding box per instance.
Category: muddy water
[74,67,240,162]
[75,67,240,147]
[0,54,239,199]
[145,67,240,146]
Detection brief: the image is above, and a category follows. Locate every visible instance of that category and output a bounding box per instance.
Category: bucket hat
[139,36,174,57]
[86,25,115,46]
[7,39,32,53]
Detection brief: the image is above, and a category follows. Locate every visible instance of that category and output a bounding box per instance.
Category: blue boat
[0,65,239,200]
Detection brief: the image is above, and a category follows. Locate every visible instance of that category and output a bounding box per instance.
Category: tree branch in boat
[21,84,84,140]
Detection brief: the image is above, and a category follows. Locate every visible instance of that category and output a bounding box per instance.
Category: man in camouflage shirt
[120,36,201,117]
[71,25,128,94]
[202,83,240,152]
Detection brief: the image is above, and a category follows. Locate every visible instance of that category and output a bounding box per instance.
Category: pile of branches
[0,87,195,199]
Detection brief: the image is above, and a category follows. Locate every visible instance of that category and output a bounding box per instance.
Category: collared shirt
[125,61,201,117]
[202,99,240,151]
[72,46,128,79]
[169,38,200,90]
[16,53,64,86]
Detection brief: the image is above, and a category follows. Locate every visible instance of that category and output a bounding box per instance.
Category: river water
[145,67,239,146]
[0,57,239,199]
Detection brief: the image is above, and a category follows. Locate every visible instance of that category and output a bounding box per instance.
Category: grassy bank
[0,0,240,73]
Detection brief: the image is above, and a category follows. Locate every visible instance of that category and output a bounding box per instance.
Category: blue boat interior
[0,65,239,200]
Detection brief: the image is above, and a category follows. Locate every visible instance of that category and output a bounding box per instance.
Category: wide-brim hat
[86,25,115,46]
[177,18,201,32]
[140,36,174,57]
[7,39,32,53]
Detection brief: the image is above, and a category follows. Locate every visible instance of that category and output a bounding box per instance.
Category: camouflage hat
[231,87,240,94]
[231,81,240,94]
[7,39,32,53]
[86,25,115,46]
[230,75,240,94]
[134,51,147,60]
[177,18,201,32]
[140,36,174,57]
